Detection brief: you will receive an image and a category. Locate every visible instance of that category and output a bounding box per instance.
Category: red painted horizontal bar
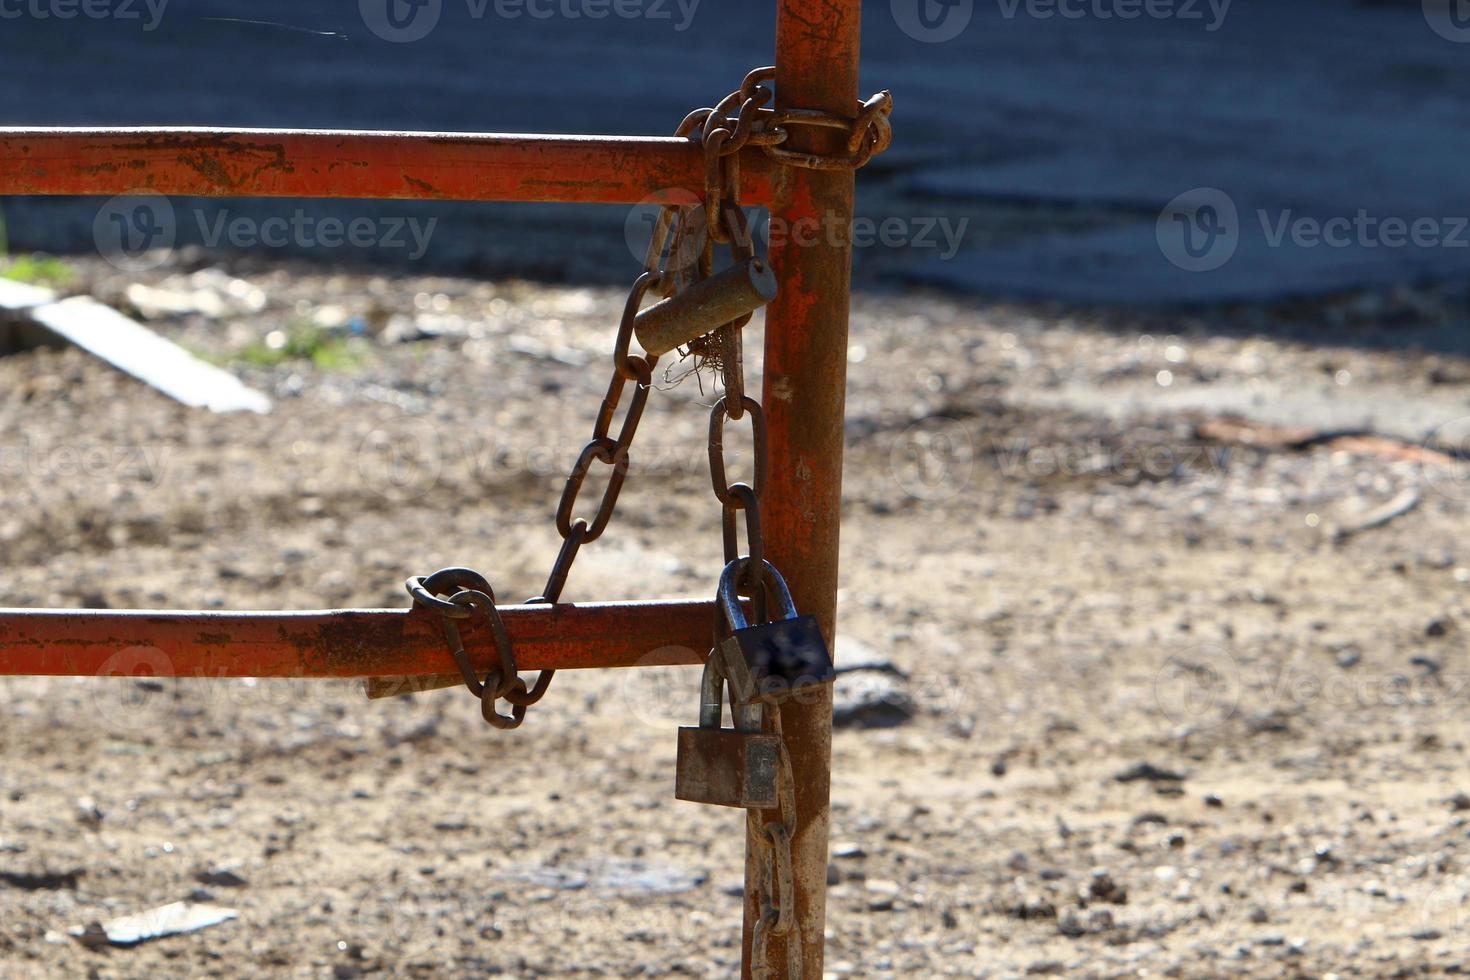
[0,128,779,205]
[0,601,711,679]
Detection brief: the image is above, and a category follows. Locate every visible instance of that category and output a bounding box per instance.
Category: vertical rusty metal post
[743,1,862,975]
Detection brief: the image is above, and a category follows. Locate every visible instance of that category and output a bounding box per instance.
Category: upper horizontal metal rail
[0,128,780,205]
[0,600,710,679]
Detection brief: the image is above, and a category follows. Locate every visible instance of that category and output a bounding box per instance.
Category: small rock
[1412,928,1443,941]
[1204,794,1224,808]
[1005,896,1057,921]
[1114,762,1185,783]
[832,842,866,859]
[1426,616,1454,638]
[1087,869,1128,905]
[831,670,917,730]
[194,869,247,888]
[74,798,103,829]
[865,879,900,912]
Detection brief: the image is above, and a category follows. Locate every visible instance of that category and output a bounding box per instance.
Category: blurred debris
[69,901,237,947]
[14,297,270,413]
[1114,762,1185,784]
[194,868,248,888]
[0,868,83,891]
[1330,488,1421,541]
[832,668,917,729]
[1197,417,1460,471]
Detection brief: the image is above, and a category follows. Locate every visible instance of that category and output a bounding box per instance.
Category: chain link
[405,568,528,729]
[747,705,804,979]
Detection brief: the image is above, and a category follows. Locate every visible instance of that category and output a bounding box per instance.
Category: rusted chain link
[747,688,803,980]
[764,89,895,172]
[393,66,888,739]
[520,249,664,709]
[406,568,527,729]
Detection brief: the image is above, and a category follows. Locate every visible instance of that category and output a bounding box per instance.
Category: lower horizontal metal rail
[0,600,710,679]
[0,128,780,205]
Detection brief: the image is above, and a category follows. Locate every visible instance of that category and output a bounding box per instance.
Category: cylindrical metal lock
[633,257,778,357]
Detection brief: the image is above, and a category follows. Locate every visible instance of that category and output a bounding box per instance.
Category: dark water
[2,1,1467,303]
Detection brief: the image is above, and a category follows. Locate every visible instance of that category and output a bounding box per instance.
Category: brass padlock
[717,558,837,707]
[674,649,781,809]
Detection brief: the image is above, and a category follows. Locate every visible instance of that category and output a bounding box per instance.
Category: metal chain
[405,568,528,729]
[747,706,804,980]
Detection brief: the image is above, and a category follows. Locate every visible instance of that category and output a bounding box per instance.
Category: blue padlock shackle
[717,557,797,633]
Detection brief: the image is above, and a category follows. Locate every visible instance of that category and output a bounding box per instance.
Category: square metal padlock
[719,613,836,706]
[674,726,781,809]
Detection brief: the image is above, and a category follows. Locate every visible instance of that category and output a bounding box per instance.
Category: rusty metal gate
[0,2,890,975]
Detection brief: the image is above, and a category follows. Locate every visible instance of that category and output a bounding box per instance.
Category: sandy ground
[2,256,1470,978]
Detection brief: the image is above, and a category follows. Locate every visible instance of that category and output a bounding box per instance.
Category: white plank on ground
[0,278,56,312]
[27,297,271,414]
